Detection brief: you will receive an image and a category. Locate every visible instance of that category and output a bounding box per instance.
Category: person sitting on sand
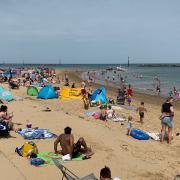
[160,97,174,144]
[100,107,107,121]
[54,126,93,159]
[100,166,121,180]
[0,105,14,130]
[127,116,133,135]
[8,77,20,89]
[108,97,115,104]
[71,82,75,88]
[107,105,115,119]
[136,102,147,124]
[81,81,86,89]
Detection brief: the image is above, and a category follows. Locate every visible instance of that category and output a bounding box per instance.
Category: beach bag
[22,141,38,157]
[30,158,45,166]
[0,121,9,136]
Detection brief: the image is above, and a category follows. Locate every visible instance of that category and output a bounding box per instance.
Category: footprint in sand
[121,144,128,151]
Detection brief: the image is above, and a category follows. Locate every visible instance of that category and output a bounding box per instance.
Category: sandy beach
[0,69,180,180]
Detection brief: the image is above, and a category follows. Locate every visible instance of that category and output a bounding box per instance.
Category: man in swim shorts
[54,126,93,158]
[136,102,147,123]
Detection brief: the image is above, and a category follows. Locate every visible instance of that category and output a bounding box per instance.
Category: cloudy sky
[0,0,180,64]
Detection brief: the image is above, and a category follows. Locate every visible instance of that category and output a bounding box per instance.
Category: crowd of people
[0,67,177,179]
[78,78,175,145]
[0,68,176,146]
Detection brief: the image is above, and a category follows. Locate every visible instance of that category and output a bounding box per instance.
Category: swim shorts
[72,140,82,158]
[161,116,173,128]
[139,112,144,118]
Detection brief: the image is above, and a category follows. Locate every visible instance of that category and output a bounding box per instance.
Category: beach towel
[92,112,101,119]
[84,112,95,117]
[112,116,126,122]
[36,152,84,166]
[17,129,57,140]
[146,132,160,141]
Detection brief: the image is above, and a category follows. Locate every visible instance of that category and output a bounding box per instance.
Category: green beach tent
[27,86,39,96]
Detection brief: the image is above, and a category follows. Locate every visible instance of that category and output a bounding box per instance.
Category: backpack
[30,158,45,166]
[21,141,38,157]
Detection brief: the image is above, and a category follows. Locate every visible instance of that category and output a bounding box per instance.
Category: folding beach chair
[52,159,97,180]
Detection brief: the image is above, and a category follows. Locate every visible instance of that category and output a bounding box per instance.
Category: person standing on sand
[127,116,133,135]
[136,102,147,124]
[154,76,161,95]
[160,97,174,144]
[127,84,133,97]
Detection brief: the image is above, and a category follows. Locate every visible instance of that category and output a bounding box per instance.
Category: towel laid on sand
[146,132,160,141]
[112,116,126,122]
[17,129,57,140]
[84,112,95,117]
[37,152,84,166]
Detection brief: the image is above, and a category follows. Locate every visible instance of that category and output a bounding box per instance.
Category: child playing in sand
[136,102,147,124]
[127,116,133,135]
[107,105,115,119]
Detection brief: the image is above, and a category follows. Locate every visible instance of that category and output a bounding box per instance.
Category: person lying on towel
[54,126,93,159]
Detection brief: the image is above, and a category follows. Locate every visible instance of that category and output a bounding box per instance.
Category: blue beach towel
[84,112,95,117]
[17,128,57,140]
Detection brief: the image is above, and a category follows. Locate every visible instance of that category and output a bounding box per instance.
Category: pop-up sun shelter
[38,85,58,99]
[90,87,108,104]
[0,86,13,101]
[27,86,39,96]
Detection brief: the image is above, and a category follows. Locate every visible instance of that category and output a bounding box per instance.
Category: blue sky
[0,0,180,64]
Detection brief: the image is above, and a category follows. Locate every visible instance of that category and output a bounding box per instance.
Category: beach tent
[90,87,108,104]
[38,85,58,99]
[27,86,38,96]
[0,86,13,101]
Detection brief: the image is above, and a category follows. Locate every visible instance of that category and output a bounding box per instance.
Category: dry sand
[0,70,180,180]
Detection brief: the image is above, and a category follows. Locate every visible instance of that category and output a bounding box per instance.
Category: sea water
[80,64,180,97]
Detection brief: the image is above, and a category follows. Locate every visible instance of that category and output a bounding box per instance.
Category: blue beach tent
[90,87,108,104]
[0,86,13,101]
[37,85,58,99]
